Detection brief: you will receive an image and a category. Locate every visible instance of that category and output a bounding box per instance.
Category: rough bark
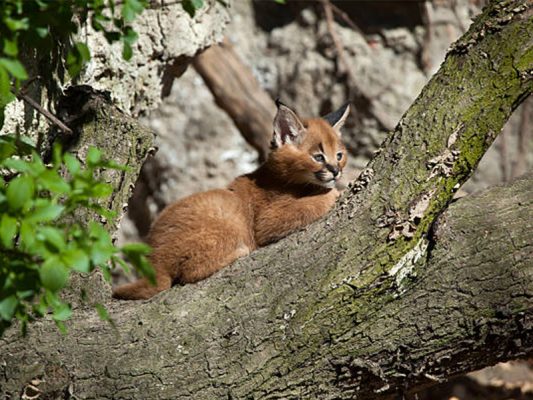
[1,173,531,399]
[193,40,276,162]
[0,1,532,398]
[55,86,155,305]
[0,0,229,145]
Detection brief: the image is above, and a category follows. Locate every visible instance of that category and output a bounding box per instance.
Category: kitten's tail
[112,276,171,300]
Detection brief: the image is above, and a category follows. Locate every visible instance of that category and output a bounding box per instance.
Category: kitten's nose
[326,164,340,177]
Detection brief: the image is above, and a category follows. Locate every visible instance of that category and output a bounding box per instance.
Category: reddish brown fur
[113,117,347,300]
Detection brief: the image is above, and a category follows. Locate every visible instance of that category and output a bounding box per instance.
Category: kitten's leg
[176,236,251,284]
[255,189,339,246]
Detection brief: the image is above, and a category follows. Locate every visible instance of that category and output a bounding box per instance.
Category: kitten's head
[269,101,350,189]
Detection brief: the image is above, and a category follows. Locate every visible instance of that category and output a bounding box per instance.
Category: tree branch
[193,39,276,162]
[1,173,531,399]
[0,1,531,398]
[13,89,73,136]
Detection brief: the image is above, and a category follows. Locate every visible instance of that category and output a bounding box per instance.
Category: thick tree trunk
[1,1,532,399]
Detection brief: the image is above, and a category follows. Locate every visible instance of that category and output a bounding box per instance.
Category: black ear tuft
[323,102,350,130]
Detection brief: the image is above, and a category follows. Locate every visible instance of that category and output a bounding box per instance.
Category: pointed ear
[323,102,350,133]
[272,100,306,148]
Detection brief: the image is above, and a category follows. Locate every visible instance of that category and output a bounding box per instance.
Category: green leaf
[2,158,31,172]
[0,58,28,80]
[111,254,130,274]
[0,134,17,161]
[100,263,112,281]
[86,147,101,165]
[89,220,110,239]
[27,203,64,222]
[182,0,204,17]
[104,31,121,43]
[0,66,15,109]
[38,169,70,194]
[16,290,34,299]
[33,297,48,317]
[0,214,17,248]
[52,302,71,321]
[99,159,129,171]
[19,220,35,250]
[66,53,81,78]
[15,136,36,152]
[66,43,90,78]
[64,153,80,175]
[55,320,67,334]
[121,243,153,281]
[121,242,151,255]
[27,152,46,175]
[90,241,115,265]
[40,257,69,291]
[4,17,29,31]
[0,135,35,161]
[135,256,155,284]
[3,39,18,57]
[121,6,135,23]
[122,41,133,61]
[75,42,90,63]
[6,175,34,210]
[122,27,138,45]
[122,0,145,22]
[38,226,66,252]
[62,249,90,273]
[94,303,109,321]
[0,135,36,156]
[123,249,154,284]
[0,0,153,335]
[35,27,49,38]
[0,296,18,320]
[51,143,63,166]
[91,182,113,197]
[87,203,117,220]
[120,25,139,61]
[0,105,5,130]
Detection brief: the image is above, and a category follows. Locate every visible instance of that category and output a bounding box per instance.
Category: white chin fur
[320,180,336,189]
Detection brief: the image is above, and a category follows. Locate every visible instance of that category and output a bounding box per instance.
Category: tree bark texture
[0,1,532,398]
[55,86,156,305]
[193,40,277,162]
[54,86,155,233]
[1,173,531,399]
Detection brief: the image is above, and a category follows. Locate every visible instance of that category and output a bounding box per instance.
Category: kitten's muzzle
[325,164,340,178]
[315,166,342,187]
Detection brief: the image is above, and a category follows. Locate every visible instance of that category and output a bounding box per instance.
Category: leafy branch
[0,0,210,337]
[0,138,154,335]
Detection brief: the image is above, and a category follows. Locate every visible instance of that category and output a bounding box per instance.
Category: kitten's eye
[336,152,343,161]
[313,154,325,163]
